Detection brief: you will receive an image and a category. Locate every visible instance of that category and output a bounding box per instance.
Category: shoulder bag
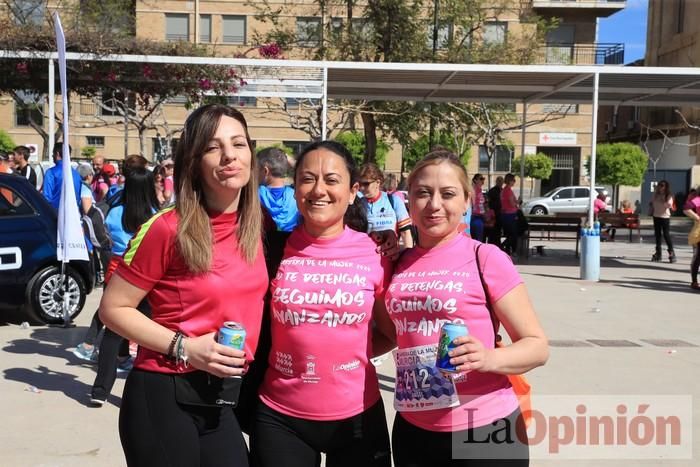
[474,243,533,427]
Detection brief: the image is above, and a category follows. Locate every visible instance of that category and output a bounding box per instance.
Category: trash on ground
[667,349,677,355]
[19,322,30,329]
[24,385,41,393]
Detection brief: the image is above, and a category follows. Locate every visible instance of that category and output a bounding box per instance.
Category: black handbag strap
[474,243,501,346]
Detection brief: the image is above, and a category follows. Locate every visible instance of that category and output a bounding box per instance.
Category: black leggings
[692,246,700,284]
[392,410,529,467]
[250,399,391,467]
[119,369,249,467]
[653,217,674,254]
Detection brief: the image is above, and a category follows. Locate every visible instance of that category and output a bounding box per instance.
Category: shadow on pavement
[527,271,698,294]
[2,325,126,407]
[2,365,122,407]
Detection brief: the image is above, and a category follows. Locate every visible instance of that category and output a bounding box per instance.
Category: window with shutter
[223,16,246,44]
[165,13,189,42]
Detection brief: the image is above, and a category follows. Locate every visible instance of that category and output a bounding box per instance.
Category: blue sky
[597,0,648,63]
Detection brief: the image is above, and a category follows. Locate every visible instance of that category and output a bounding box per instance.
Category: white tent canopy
[5,51,700,106]
[4,50,700,244]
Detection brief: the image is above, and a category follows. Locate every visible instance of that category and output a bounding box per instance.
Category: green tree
[404,131,470,172]
[586,143,648,208]
[512,152,554,197]
[81,146,97,159]
[249,0,553,162]
[0,129,16,153]
[334,131,389,168]
[0,1,253,159]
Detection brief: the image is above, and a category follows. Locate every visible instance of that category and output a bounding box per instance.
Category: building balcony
[531,1,626,18]
[536,43,625,65]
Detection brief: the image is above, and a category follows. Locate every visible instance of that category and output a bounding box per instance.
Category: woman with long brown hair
[99,104,267,466]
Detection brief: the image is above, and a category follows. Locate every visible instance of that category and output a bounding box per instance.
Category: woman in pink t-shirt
[683,188,700,289]
[250,141,395,467]
[386,149,548,466]
[499,172,520,256]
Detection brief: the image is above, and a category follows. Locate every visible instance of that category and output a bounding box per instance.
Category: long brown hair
[174,104,262,272]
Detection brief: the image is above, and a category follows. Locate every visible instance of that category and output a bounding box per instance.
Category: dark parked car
[0,173,95,324]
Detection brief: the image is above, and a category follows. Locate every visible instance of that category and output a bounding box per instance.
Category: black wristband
[167,331,182,359]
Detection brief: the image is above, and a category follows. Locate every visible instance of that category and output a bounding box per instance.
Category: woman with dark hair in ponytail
[88,166,161,406]
[250,140,395,467]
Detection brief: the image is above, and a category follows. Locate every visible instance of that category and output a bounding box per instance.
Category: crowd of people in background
[7,101,700,466]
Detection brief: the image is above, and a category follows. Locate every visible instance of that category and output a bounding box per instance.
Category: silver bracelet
[175,335,189,368]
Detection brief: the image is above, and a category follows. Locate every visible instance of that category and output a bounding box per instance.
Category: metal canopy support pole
[48,59,55,161]
[519,102,527,202]
[321,65,328,141]
[581,72,601,281]
[588,72,600,229]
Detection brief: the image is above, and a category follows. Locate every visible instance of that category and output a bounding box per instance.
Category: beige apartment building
[598,0,700,206]
[1,0,628,197]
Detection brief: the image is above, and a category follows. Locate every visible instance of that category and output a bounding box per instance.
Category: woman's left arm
[450,284,548,375]
[371,298,396,357]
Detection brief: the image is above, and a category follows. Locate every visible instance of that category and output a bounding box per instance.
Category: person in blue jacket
[257,147,299,233]
[42,145,81,210]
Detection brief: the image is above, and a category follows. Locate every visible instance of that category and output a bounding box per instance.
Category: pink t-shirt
[500,186,518,214]
[683,196,700,215]
[593,198,607,214]
[472,188,485,215]
[385,234,522,432]
[259,226,392,420]
[164,176,175,203]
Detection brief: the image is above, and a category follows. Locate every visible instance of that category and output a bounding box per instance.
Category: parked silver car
[523,186,610,215]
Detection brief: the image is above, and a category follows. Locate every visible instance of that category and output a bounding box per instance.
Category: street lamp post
[428,0,439,148]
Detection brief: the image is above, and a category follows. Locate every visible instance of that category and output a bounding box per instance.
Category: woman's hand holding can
[184,332,247,378]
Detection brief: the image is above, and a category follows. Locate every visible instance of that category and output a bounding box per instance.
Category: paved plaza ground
[1,219,698,466]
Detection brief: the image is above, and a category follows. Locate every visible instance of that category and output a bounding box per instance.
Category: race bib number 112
[392,344,459,412]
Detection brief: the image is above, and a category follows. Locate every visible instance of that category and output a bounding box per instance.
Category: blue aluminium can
[218,321,246,351]
[436,322,469,373]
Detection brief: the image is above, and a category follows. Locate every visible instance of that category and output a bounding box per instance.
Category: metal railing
[536,43,625,65]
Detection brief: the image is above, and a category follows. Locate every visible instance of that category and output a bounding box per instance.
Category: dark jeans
[120,369,249,467]
[653,217,674,255]
[487,217,502,247]
[392,410,529,467]
[91,299,150,401]
[83,310,104,346]
[500,213,518,255]
[470,216,485,242]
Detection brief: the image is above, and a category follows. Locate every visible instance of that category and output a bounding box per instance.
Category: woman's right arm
[100,275,246,378]
[684,208,700,222]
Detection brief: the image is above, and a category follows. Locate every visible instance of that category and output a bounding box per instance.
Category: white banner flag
[54,13,88,262]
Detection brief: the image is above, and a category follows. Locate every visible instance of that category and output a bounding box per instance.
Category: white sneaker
[89,396,105,407]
